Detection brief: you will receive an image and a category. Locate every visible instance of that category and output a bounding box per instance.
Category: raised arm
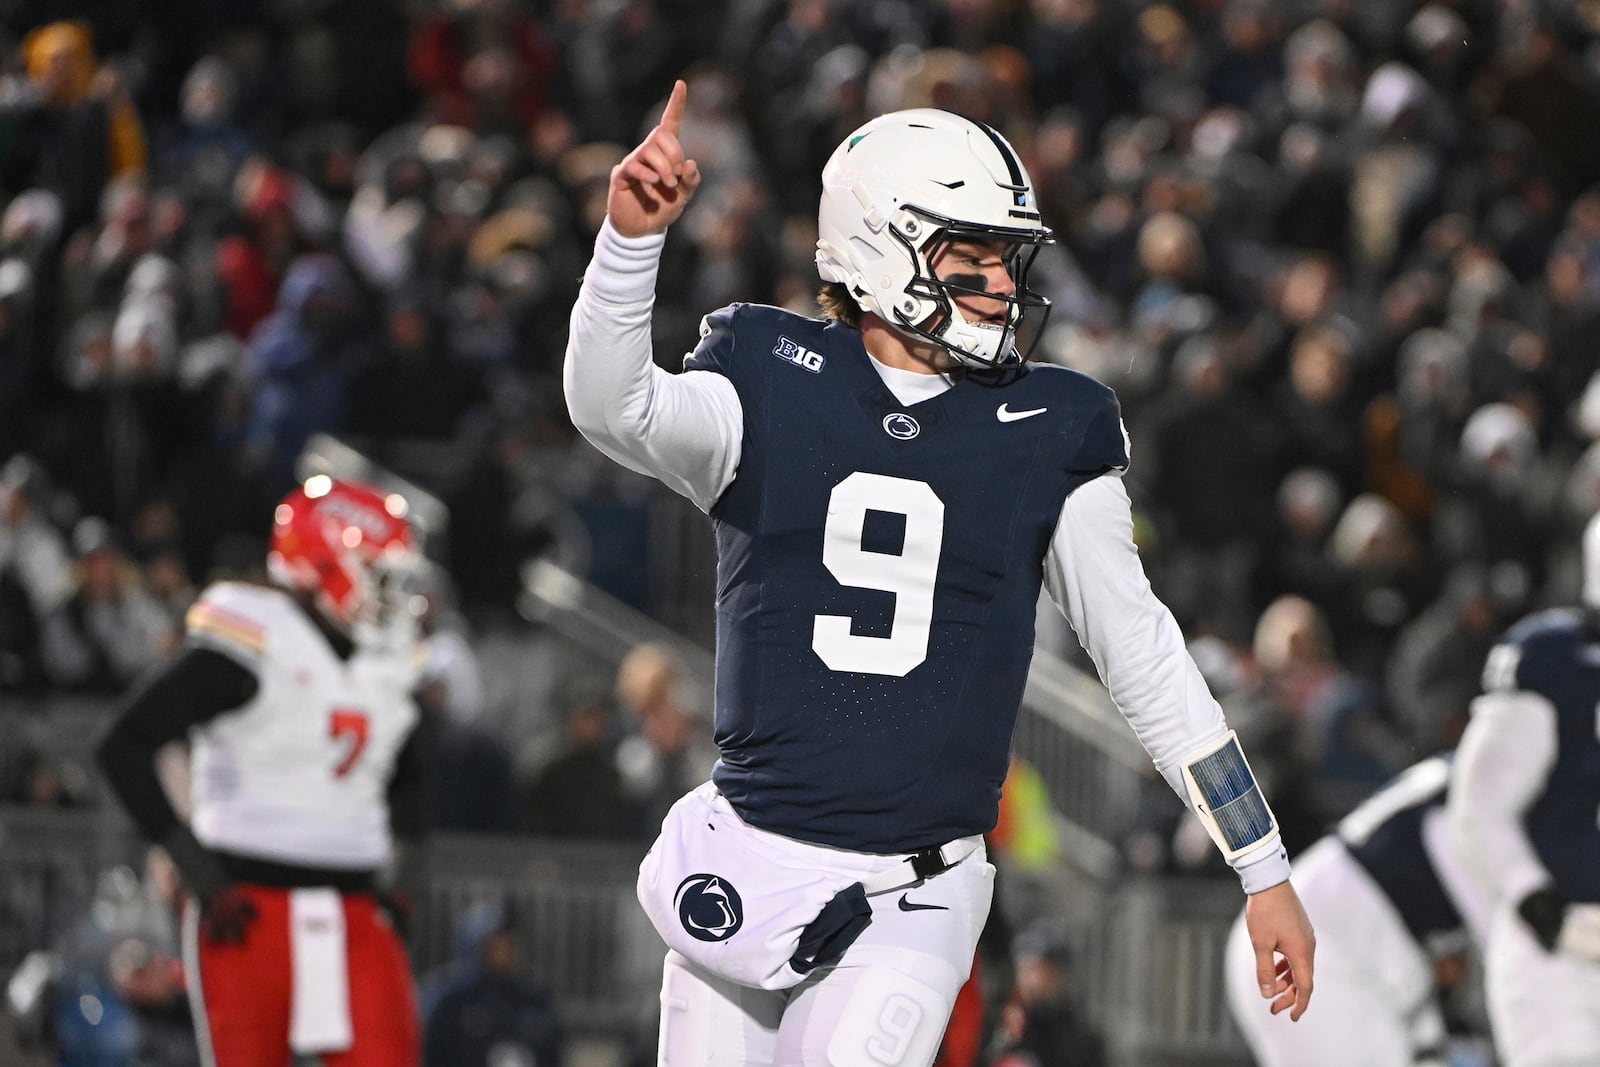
[563,79,742,512]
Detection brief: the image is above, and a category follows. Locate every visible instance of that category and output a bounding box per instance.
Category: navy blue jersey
[1336,757,1466,951]
[1485,608,1600,902]
[684,304,1128,853]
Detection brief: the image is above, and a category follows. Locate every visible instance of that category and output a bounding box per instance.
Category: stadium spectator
[990,921,1106,1067]
[610,641,716,840]
[344,286,489,448]
[39,517,175,696]
[419,899,564,1067]
[0,455,73,693]
[416,614,518,836]
[242,254,369,490]
[1385,562,1521,756]
[1251,593,1405,822]
[522,671,632,841]
[11,858,198,1067]
[406,0,559,135]
[1250,466,1346,621]
[1134,332,1278,638]
[0,21,147,234]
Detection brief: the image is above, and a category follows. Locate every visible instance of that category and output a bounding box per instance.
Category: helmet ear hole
[849,236,885,264]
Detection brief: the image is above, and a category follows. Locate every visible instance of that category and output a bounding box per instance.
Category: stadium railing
[0,556,1246,1063]
[522,557,1151,884]
[0,802,1246,1064]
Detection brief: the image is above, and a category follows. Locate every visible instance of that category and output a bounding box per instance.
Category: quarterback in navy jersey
[1449,511,1600,1067]
[565,80,1314,1065]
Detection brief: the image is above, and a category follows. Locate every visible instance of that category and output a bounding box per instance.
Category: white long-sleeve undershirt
[1449,689,1559,907]
[564,218,1289,892]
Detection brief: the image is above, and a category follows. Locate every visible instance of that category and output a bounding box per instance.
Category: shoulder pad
[682,303,834,378]
[681,304,742,375]
[1483,608,1586,692]
[185,581,277,663]
[1022,365,1128,475]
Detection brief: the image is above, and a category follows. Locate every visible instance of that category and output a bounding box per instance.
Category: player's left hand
[200,886,259,945]
[607,78,702,238]
[1244,879,1315,1020]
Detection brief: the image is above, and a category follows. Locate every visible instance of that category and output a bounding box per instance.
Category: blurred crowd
[5,0,1600,1060]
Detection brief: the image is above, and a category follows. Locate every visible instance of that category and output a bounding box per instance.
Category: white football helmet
[816,109,1053,369]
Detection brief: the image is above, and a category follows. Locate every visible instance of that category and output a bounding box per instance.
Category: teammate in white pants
[1226,755,1491,1066]
[1448,510,1600,1067]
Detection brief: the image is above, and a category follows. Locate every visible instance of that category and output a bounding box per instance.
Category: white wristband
[1234,837,1291,894]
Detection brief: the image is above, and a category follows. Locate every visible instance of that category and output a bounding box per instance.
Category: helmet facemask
[350,543,428,650]
[891,215,1052,371]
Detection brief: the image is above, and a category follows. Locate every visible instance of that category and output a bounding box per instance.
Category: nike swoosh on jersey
[996,404,1048,422]
[897,894,949,912]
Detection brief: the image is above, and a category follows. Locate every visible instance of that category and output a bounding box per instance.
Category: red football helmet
[267,476,423,641]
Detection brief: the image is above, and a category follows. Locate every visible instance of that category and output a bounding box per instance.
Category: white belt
[860,840,981,897]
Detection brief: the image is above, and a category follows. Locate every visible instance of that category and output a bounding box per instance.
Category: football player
[1225,755,1493,1066]
[96,476,427,1067]
[565,80,1315,1065]
[1448,510,1600,1067]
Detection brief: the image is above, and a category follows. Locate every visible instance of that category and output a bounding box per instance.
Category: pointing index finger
[660,79,688,136]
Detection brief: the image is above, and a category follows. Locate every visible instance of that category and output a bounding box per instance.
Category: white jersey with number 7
[183,580,421,871]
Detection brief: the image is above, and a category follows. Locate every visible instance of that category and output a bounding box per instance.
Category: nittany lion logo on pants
[675,874,744,942]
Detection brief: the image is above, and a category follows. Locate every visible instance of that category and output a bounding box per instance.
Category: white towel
[288,888,353,1054]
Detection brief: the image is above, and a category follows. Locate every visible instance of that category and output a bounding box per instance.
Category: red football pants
[183,886,419,1067]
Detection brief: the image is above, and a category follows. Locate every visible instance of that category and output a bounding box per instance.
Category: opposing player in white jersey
[1448,510,1600,1067]
[1225,755,1493,1066]
[564,80,1314,1066]
[97,476,427,1067]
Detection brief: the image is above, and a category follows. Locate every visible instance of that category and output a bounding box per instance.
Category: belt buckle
[909,846,951,881]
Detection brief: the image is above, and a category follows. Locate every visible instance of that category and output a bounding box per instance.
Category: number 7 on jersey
[329,708,370,777]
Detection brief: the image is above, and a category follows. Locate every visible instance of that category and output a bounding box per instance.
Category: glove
[1517,887,1600,962]
[199,886,259,945]
[158,826,257,945]
[1517,886,1564,951]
